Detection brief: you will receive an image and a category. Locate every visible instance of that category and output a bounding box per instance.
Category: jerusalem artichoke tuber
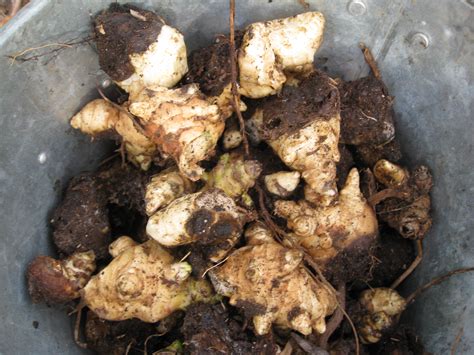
[210,237,337,335]
[71,99,157,170]
[251,70,341,205]
[275,168,378,282]
[356,288,406,344]
[94,4,187,96]
[239,12,325,98]
[373,160,432,239]
[145,167,195,216]
[82,238,215,322]
[202,153,262,203]
[146,189,245,262]
[129,84,225,180]
[27,251,96,304]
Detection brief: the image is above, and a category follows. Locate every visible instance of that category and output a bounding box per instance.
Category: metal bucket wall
[0,0,472,353]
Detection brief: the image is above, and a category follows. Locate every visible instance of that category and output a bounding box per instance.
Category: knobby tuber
[373,160,433,239]
[275,168,378,282]
[355,288,406,344]
[251,70,341,205]
[94,4,187,96]
[146,189,244,262]
[239,12,325,98]
[71,99,157,170]
[27,251,95,304]
[145,167,195,216]
[210,226,337,336]
[202,153,262,204]
[82,237,215,322]
[129,84,225,180]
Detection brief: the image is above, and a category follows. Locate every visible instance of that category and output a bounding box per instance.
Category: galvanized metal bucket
[0,0,472,353]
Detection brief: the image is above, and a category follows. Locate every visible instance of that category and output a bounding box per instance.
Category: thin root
[368,188,410,207]
[391,240,423,289]
[319,283,345,349]
[406,267,474,305]
[8,0,22,17]
[359,42,382,81]
[73,303,88,349]
[201,256,230,278]
[229,0,250,156]
[451,327,464,355]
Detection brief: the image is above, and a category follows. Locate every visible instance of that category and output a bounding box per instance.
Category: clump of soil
[339,75,395,146]
[51,174,111,259]
[181,303,278,355]
[94,4,165,81]
[258,70,340,141]
[184,33,243,97]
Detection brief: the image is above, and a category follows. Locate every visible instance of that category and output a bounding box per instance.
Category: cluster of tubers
[26,4,436,354]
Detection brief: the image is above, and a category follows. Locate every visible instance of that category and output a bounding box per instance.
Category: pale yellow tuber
[210,239,337,335]
[356,288,406,344]
[94,5,187,97]
[82,238,214,322]
[202,153,262,204]
[146,189,244,262]
[27,251,96,304]
[264,171,301,197]
[129,84,225,180]
[275,168,378,278]
[145,167,195,216]
[239,12,325,98]
[251,70,341,205]
[70,99,157,170]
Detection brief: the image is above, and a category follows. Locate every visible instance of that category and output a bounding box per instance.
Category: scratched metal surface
[0,0,472,354]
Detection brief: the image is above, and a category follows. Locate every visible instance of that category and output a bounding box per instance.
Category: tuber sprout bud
[109,236,138,258]
[264,171,301,197]
[373,159,408,188]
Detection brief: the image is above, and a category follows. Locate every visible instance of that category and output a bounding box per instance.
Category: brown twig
[319,283,346,349]
[297,0,310,10]
[291,333,327,354]
[391,240,423,289]
[451,327,464,355]
[368,188,410,207]
[359,42,382,81]
[406,267,474,305]
[8,0,22,17]
[255,184,360,355]
[73,303,88,349]
[229,0,249,156]
[7,37,92,64]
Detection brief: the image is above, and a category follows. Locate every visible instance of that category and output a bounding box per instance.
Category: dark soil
[369,326,428,355]
[94,4,165,81]
[367,228,416,288]
[181,303,277,355]
[51,174,111,260]
[184,33,243,97]
[258,70,340,141]
[84,310,157,355]
[336,144,355,189]
[355,139,402,167]
[339,75,395,146]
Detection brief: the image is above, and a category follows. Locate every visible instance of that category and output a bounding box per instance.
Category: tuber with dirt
[25,4,470,355]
